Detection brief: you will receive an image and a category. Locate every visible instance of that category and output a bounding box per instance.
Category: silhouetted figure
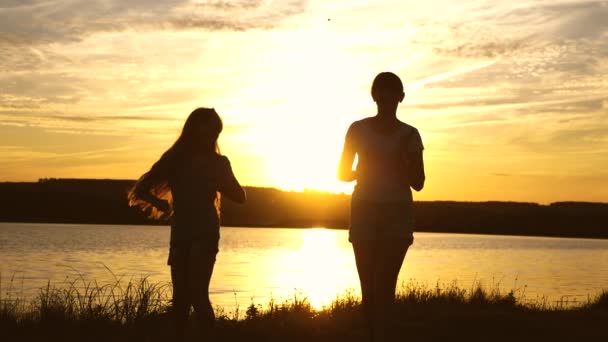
[129,108,246,341]
[338,72,425,341]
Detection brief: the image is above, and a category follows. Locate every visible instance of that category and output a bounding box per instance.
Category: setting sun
[1,0,607,204]
[2,1,608,341]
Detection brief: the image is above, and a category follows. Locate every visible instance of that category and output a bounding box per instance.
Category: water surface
[1,223,607,309]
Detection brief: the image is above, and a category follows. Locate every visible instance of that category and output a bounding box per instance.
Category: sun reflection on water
[269,228,359,309]
[3,224,608,312]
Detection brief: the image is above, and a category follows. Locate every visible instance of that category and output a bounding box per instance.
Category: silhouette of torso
[168,154,223,245]
[351,118,423,202]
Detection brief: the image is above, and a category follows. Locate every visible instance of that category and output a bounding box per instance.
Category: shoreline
[1,180,607,240]
[2,220,608,241]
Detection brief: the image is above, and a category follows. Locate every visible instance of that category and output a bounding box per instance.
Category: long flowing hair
[128,108,223,218]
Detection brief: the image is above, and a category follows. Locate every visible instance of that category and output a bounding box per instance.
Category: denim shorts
[349,198,415,243]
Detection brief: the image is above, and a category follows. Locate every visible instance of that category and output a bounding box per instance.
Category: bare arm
[218,157,246,203]
[131,156,171,212]
[407,150,425,191]
[134,185,170,212]
[337,124,357,182]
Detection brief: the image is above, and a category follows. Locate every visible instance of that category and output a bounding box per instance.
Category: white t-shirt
[348,118,424,202]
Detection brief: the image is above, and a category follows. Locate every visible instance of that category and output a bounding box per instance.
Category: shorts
[349,198,415,243]
[167,238,219,266]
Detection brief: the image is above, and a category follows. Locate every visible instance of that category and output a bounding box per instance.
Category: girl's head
[178,107,223,154]
[371,72,405,108]
[128,107,223,218]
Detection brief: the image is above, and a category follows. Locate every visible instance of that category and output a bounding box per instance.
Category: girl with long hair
[338,72,425,341]
[129,107,246,341]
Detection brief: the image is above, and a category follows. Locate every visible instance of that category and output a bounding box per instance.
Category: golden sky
[1,0,607,203]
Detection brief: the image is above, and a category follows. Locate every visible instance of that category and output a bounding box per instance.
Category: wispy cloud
[410,59,500,89]
[0,144,136,162]
[0,111,184,136]
[1,0,607,201]
[0,0,307,45]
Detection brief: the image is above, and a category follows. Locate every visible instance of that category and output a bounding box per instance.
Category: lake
[1,223,607,310]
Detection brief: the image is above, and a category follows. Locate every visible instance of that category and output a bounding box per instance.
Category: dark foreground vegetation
[1,277,606,342]
[1,178,608,238]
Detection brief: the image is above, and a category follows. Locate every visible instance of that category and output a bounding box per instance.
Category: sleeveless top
[350,118,424,203]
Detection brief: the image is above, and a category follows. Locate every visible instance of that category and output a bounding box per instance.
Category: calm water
[1,223,607,309]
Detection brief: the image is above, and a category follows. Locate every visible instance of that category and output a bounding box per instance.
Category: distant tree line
[1,178,607,239]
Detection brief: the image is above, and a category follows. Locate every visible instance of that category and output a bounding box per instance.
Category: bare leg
[373,239,410,342]
[171,259,191,342]
[352,241,376,342]
[378,239,409,302]
[190,251,216,338]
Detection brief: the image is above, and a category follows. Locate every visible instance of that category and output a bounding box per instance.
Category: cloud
[0,111,176,122]
[0,111,182,136]
[0,110,253,138]
[0,0,307,46]
[433,40,525,59]
[491,173,513,177]
[412,0,608,82]
[410,59,500,88]
[0,144,136,163]
[538,1,608,39]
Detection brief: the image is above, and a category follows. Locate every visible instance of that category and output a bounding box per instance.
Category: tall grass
[34,277,170,324]
[1,275,606,341]
[2,276,606,321]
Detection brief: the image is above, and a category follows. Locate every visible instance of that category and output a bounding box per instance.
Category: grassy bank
[1,277,607,342]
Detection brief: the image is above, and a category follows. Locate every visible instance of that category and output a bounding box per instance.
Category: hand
[156,199,170,212]
[347,169,358,182]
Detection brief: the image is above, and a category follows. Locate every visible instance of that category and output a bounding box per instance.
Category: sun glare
[273,228,358,309]
[235,27,370,193]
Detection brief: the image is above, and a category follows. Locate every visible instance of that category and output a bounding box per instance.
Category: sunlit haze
[1,0,607,203]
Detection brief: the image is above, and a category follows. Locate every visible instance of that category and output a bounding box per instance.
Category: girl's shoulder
[352,117,374,127]
[397,122,424,151]
[347,117,373,135]
[214,154,232,171]
[216,154,230,164]
[351,117,418,136]
[397,121,420,137]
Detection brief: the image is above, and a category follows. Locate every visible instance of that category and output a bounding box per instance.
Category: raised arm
[218,156,246,203]
[337,123,357,182]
